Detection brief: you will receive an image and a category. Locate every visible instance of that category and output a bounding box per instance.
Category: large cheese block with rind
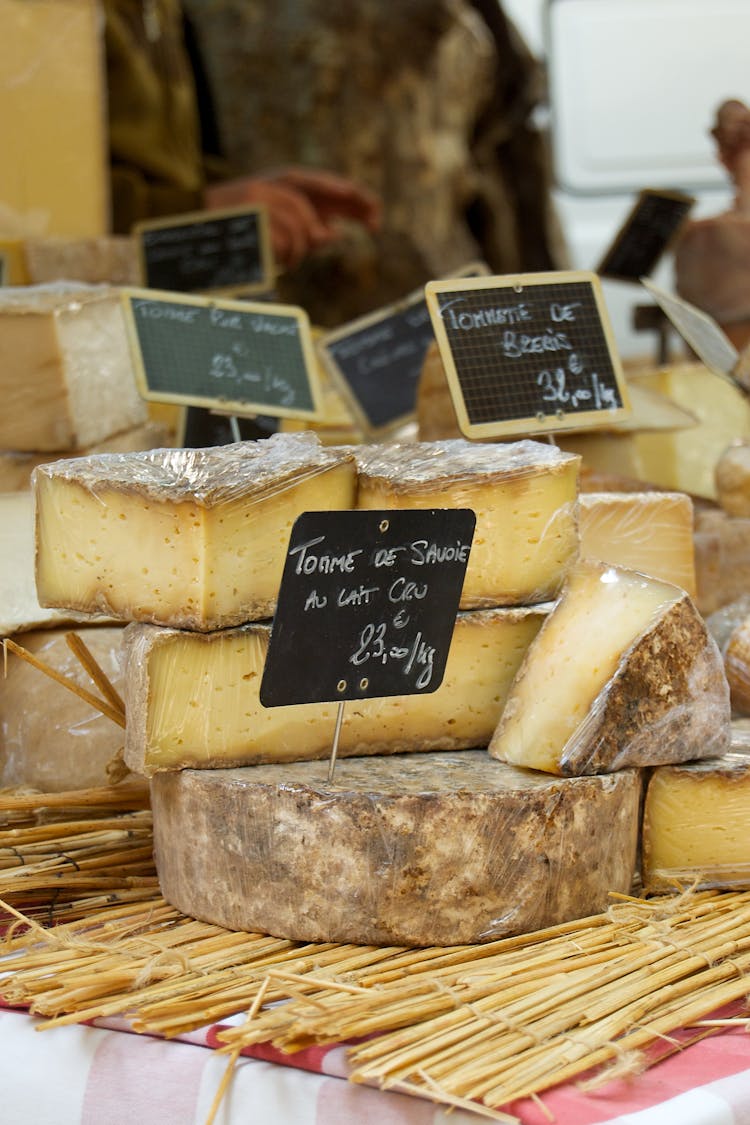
[489,559,730,776]
[0,285,147,451]
[642,749,750,891]
[355,439,580,608]
[0,626,127,791]
[122,605,548,775]
[150,751,641,947]
[33,433,357,631]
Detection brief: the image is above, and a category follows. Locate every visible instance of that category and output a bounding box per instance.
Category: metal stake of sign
[327,701,346,784]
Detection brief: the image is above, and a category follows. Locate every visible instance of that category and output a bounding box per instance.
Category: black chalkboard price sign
[260,508,475,707]
[597,189,695,282]
[425,270,631,440]
[121,288,323,421]
[134,205,273,295]
[317,288,436,436]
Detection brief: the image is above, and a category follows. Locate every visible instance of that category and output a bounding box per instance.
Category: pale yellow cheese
[642,750,750,891]
[714,441,750,517]
[0,286,148,452]
[489,559,730,775]
[123,605,548,775]
[151,752,641,946]
[24,237,139,286]
[0,626,127,791]
[356,439,580,608]
[34,433,357,631]
[0,0,107,237]
[0,421,174,493]
[579,491,696,596]
[0,491,108,636]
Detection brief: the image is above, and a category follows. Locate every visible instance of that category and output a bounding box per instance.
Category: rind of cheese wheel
[0,285,148,451]
[34,433,357,631]
[579,491,696,596]
[642,751,750,891]
[0,626,127,791]
[355,439,580,607]
[489,560,730,776]
[24,236,139,286]
[724,616,750,715]
[0,492,111,637]
[123,605,548,775]
[715,441,750,517]
[693,507,750,616]
[150,751,641,947]
[0,421,174,493]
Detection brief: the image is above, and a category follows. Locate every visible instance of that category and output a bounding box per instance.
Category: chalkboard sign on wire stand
[425,270,631,440]
[597,189,695,283]
[121,287,323,422]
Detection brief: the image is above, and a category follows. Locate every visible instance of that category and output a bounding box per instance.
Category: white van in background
[502,0,748,357]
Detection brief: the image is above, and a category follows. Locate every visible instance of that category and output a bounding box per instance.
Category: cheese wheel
[150,751,641,947]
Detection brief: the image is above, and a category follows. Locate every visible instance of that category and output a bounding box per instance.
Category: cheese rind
[0,626,127,791]
[123,605,548,775]
[34,433,358,630]
[150,751,641,946]
[642,751,750,890]
[24,236,139,286]
[693,508,750,616]
[579,491,696,596]
[0,286,147,451]
[723,615,750,715]
[356,439,580,607]
[489,560,730,775]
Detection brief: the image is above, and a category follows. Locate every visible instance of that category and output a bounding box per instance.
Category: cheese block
[356,439,580,607]
[489,559,730,776]
[150,751,641,946]
[715,441,750,517]
[0,285,148,452]
[693,507,750,616]
[34,433,357,630]
[0,0,108,237]
[123,605,549,775]
[642,750,750,891]
[0,492,109,636]
[579,491,696,596]
[0,421,174,493]
[723,614,750,715]
[0,626,127,791]
[24,236,139,287]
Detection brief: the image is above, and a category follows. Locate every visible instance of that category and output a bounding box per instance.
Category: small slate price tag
[425,270,631,439]
[121,287,323,421]
[598,189,695,282]
[134,206,273,295]
[260,508,475,707]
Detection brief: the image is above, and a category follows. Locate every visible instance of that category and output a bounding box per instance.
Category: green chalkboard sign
[121,288,323,420]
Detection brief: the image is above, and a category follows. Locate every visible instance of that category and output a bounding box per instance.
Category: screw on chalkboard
[327,699,347,784]
[379,519,389,533]
[536,412,545,423]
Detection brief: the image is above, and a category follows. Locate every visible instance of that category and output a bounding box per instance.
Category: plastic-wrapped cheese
[356,439,580,608]
[150,751,641,947]
[33,433,357,631]
[643,750,750,891]
[123,605,548,775]
[0,626,127,791]
[693,507,750,616]
[579,491,696,596]
[489,559,730,776]
[0,285,147,451]
[715,441,750,517]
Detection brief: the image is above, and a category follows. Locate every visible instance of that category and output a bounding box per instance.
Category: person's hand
[204,166,381,270]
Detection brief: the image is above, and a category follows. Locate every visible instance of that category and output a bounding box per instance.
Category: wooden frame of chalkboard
[120,287,324,421]
[134,205,274,296]
[425,270,631,440]
[597,189,695,282]
[316,286,436,438]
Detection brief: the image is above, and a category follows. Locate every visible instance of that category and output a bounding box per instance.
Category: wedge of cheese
[0,421,174,493]
[356,439,580,608]
[24,236,139,286]
[489,560,730,776]
[150,751,641,946]
[579,491,696,596]
[0,285,147,452]
[0,626,127,791]
[0,492,109,636]
[123,605,549,775]
[643,750,750,891]
[34,433,357,630]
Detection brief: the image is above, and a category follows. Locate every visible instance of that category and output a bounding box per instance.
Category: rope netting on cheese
[0,787,749,1123]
